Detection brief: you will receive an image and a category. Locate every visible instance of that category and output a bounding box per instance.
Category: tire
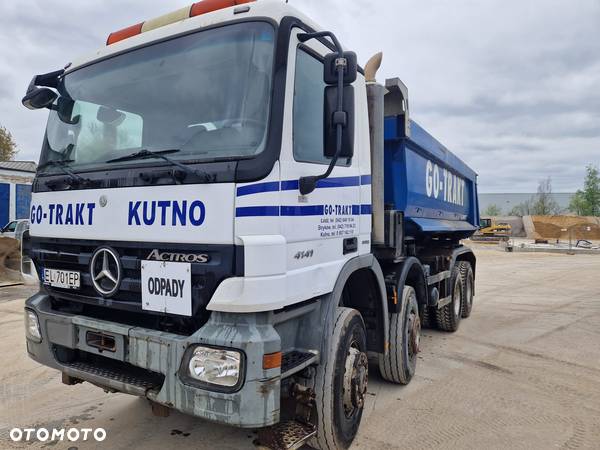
[435,265,462,332]
[421,304,436,329]
[378,286,420,385]
[459,261,474,318]
[310,308,368,450]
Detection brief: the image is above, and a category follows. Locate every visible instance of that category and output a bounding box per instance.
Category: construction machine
[472,217,511,242]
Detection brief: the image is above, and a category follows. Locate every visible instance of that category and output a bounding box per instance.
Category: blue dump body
[384,115,479,239]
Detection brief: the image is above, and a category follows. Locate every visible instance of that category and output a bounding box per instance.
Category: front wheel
[310,308,368,450]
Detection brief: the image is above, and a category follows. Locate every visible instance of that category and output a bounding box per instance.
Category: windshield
[39,21,275,174]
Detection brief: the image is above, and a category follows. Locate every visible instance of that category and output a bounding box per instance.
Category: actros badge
[147,249,210,263]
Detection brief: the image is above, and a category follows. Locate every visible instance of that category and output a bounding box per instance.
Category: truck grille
[28,237,242,316]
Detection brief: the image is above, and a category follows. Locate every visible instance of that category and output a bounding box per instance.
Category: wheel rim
[342,342,368,418]
[453,280,461,317]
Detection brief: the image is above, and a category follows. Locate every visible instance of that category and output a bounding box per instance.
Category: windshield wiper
[106,149,214,182]
[106,148,179,163]
[39,159,93,187]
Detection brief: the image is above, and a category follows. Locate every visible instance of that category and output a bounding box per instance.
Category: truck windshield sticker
[425,160,466,207]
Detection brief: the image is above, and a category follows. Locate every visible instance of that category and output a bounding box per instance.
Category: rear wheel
[459,261,474,318]
[435,265,462,332]
[310,308,368,450]
[378,286,420,384]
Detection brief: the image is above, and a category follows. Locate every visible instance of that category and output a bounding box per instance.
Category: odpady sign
[147,277,186,298]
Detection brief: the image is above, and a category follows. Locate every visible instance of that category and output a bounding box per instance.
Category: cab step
[281,350,318,378]
[256,420,316,450]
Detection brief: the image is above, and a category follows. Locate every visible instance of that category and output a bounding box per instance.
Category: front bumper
[25,293,281,428]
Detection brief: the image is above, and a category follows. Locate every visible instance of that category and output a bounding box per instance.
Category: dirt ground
[1,246,599,449]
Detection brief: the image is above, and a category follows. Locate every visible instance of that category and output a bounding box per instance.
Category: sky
[0,0,598,193]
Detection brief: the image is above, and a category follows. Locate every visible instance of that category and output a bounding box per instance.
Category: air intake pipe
[365,52,385,245]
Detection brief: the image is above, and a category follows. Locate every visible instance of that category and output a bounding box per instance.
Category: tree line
[0,124,18,161]
[483,166,600,217]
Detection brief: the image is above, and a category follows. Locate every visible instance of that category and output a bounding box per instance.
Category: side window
[293,49,330,165]
[6,221,17,232]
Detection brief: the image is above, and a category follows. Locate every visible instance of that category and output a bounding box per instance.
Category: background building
[479,192,575,216]
[0,161,36,227]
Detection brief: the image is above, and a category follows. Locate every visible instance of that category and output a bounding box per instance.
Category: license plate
[43,268,81,289]
[141,260,192,316]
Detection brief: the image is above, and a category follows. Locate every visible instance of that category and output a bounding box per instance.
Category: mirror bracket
[299,176,318,196]
[332,111,347,127]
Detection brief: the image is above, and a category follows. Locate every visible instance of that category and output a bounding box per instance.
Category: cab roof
[67,0,323,73]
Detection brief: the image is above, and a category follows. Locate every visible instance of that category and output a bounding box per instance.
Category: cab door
[279,28,366,294]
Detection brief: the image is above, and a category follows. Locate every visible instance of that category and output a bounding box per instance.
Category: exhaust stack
[365,53,385,245]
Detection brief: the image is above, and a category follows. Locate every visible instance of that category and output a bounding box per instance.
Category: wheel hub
[343,347,368,416]
[466,280,473,307]
[408,312,421,356]
[454,281,462,316]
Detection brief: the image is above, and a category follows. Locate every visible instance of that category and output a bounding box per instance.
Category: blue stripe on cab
[237,175,373,196]
[316,176,360,188]
[236,204,372,217]
[280,205,324,216]
[236,206,280,217]
[236,181,280,197]
[280,180,299,191]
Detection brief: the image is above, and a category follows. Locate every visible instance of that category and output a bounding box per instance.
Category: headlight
[24,309,42,342]
[187,346,242,388]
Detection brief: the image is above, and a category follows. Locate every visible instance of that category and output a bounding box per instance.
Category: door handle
[343,237,358,255]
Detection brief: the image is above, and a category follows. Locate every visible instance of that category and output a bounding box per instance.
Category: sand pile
[530,216,600,240]
[0,237,23,285]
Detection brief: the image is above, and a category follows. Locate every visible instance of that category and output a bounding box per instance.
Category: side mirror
[22,87,58,110]
[324,85,354,159]
[324,51,358,85]
[297,31,356,195]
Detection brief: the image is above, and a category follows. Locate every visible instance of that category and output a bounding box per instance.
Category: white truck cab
[22,2,478,449]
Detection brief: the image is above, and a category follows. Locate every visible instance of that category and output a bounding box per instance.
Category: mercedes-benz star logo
[90,247,121,297]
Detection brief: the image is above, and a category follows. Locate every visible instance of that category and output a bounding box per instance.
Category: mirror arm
[34,69,65,89]
[298,33,347,196]
[298,31,343,54]
[25,69,64,95]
